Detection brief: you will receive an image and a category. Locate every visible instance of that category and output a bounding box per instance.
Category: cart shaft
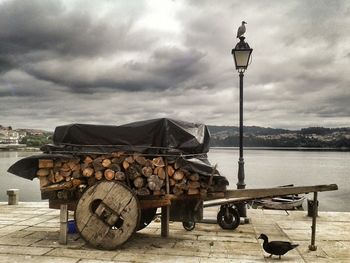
[222,184,337,200]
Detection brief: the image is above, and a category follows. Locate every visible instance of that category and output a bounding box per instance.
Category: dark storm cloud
[0,0,151,58]
[0,69,67,97]
[22,46,207,92]
[0,0,208,93]
[0,57,13,73]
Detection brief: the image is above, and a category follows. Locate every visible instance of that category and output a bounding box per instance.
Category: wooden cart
[50,180,337,250]
[8,120,338,251]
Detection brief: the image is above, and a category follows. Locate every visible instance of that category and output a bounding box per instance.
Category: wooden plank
[162,157,171,238]
[77,185,113,229]
[80,213,110,245]
[75,181,114,229]
[59,204,68,245]
[39,159,54,169]
[139,198,171,209]
[41,181,73,192]
[165,159,170,194]
[39,176,50,188]
[223,184,337,200]
[309,192,318,251]
[102,186,133,215]
[138,194,202,203]
[161,206,169,238]
[206,192,225,199]
[37,169,50,177]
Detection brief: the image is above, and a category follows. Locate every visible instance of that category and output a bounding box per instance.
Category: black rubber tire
[137,208,157,231]
[182,221,196,231]
[217,206,240,230]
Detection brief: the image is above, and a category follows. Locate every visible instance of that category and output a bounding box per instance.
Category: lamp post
[232,36,253,218]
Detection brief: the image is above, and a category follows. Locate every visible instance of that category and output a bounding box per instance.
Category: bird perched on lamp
[258,233,299,259]
[236,21,247,38]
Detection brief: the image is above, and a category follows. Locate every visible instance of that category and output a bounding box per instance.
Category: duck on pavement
[258,233,299,259]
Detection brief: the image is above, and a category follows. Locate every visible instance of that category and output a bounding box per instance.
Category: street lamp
[232,36,253,218]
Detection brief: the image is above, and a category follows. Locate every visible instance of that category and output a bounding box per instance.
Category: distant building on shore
[0,126,20,144]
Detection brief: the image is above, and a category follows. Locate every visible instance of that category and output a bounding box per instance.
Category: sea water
[0,149,349,212]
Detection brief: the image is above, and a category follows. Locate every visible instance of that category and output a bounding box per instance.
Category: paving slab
[0,236,41,246]
[4,230,34,238]
[0,245,53,256]
[0,254,79,263]
[13,215,58,226]
[0,213,33,221]
[113,252,202,263]
[47,247,119,260]
[0,225,29,236]
[80,260,129,263]
[23,231,59,240]
[0,220,18,225]
[25,226,60,232]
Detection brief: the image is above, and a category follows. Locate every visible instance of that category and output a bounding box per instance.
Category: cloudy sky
[0,0,349,131]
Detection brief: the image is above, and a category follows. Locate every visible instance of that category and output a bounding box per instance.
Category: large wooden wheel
[75,181,140,250]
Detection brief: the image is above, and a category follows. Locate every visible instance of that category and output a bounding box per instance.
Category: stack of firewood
[36,152,221,196]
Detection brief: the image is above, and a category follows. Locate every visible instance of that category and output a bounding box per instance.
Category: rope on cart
[43,143,210,160]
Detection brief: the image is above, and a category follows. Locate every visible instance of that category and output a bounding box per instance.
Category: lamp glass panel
[234,50,251,68]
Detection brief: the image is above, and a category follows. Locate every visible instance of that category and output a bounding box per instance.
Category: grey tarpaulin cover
[8,118,228,187]
[49,118,210,154]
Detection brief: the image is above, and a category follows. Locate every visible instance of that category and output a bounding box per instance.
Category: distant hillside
[208,125,292,137]
[299,127,350,135]
[2,123,350,149]
[208,126,350,148]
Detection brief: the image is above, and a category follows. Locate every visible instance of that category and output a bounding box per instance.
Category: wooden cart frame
[53,180,337,250]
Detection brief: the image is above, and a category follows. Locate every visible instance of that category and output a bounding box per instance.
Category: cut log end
[37,169,50,177]
[95,171,103,180]
[38,159,54,169]
[115,171,126,181]
[142,166,153,177]
[104,169,115,180]
[187,188,200,195]
[102,159,112,168]
[173,170,184,181]
[152,157,165,167]
[82,167,94,178]
[133,177,144,189]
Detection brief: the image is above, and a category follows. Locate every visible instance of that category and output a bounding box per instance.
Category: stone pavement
[0,202,349,262]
